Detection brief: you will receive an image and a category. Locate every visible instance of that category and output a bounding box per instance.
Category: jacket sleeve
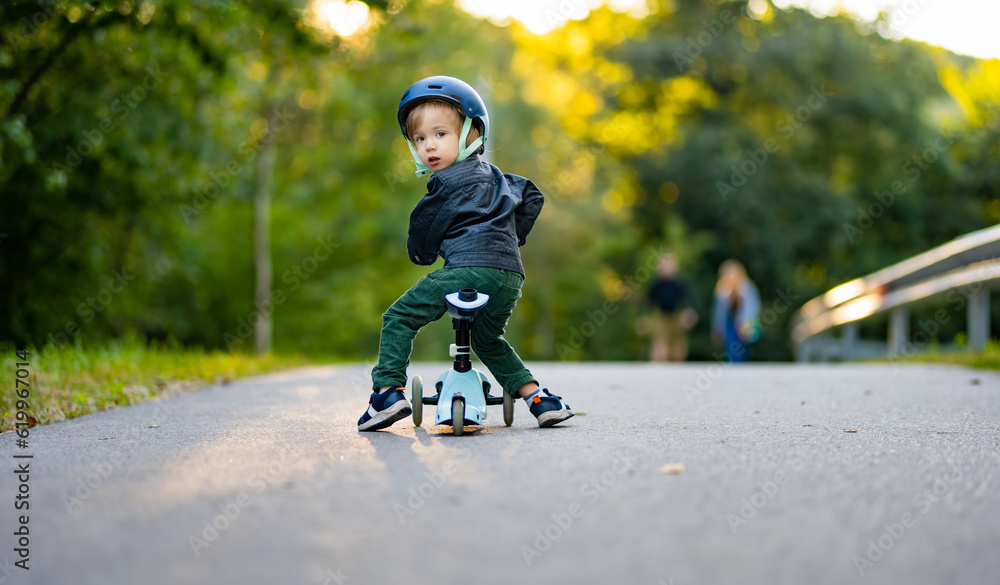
[505,174,545,246]
[406,183,453,265]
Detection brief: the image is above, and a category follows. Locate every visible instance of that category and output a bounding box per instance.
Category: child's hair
[405,100,481,148]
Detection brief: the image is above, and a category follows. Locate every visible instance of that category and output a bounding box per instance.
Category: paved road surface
[1,362,998,585]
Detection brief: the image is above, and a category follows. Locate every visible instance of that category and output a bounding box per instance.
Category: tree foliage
[2,0,997,361]
[510,0,997,359]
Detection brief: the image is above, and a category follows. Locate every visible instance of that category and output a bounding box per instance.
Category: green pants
[372,266,536,397]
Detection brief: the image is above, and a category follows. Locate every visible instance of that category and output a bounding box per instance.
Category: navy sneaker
[358,387,412,432]
[529,389,575,427]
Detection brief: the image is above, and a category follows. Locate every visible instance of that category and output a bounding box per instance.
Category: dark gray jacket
[406,155,544,277]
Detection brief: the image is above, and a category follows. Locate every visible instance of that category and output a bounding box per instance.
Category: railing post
[968,289,990,351]
[888,307,909,356]
[843,322,859,361]
[795,339,809,362]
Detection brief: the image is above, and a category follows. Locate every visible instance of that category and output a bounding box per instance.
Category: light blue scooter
[410,288,515,435]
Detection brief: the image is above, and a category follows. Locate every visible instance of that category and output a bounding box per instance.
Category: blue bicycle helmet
[397,75,490,176]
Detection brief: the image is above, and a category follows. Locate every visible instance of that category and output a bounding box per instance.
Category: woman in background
[711,259,760,363]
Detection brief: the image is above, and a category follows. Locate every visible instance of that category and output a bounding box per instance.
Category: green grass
[0,336,313,433]
[900,341,1000,371]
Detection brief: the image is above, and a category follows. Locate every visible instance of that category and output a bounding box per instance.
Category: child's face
[410,104,461,173]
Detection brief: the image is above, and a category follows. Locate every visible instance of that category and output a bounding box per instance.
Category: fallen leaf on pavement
[843,429,858,433]
[659,463,686,474]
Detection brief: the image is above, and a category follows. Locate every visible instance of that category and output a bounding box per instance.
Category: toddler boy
[358,75,574,432]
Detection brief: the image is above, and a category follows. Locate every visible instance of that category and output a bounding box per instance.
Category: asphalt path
[1,362,998,585]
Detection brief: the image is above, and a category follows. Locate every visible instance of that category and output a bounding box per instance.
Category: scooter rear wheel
[503,390,514,427]
[411,376,423,427]
[452,397,465,436]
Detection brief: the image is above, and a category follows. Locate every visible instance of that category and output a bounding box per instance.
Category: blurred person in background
[711,259,760,363]
[646,253,699,362]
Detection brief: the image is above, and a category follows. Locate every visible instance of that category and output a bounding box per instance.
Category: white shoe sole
[537,409,575,427]
[358,398,412,431]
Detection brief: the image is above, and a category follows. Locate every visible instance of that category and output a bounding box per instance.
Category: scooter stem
[453,317,472,373]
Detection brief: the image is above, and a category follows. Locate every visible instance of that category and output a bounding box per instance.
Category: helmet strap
[406,140,432,177]
[407,116,484,177]
[455,116,484,164]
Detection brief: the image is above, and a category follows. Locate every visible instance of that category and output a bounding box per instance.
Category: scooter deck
[422,393,504,406]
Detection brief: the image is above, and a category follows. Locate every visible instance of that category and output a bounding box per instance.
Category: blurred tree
[0,0,387,353]
[2,0,996,363]
[2,0,226,347]
[515,0,995,360]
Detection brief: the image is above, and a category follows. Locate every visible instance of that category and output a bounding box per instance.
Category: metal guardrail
[792,224,1000,361]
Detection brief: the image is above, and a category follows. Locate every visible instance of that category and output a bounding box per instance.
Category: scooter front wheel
[411,376,423,427]
[503,390,514,427]
[452,397,465,436]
